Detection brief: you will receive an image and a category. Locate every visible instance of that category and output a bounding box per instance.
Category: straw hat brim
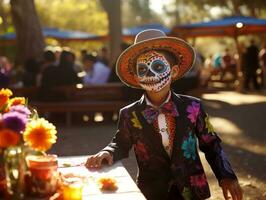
[116,37,196,89]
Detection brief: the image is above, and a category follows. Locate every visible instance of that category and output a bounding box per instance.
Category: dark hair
[43,50,55,62]
[83,54,97,63]
[59,50,74,68]
[24,58,40,73]
[81,49,87,55]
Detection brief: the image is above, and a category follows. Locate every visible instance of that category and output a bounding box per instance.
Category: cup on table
[26,154,59,197]
[62,176,84,200]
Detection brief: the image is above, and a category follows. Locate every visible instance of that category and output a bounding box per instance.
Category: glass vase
[4,146,26,199]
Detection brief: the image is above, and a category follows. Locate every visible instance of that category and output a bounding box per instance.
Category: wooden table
[58,156,146,200]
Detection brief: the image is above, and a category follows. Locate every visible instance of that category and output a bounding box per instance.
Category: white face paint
[136,51,171,92]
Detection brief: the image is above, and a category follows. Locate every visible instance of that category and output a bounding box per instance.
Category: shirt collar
[144,91,172,109]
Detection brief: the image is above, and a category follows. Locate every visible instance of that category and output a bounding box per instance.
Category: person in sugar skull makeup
[86,30,243,200]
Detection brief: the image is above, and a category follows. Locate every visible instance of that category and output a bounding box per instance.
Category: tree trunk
[10,0,45,65]
[0,0,8,32]
[249,3,258,17]
[100,0,122,66]
[174,0,181,25]
[230,0,242,15]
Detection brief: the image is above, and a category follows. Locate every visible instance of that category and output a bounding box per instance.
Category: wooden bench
[11,83,142,126]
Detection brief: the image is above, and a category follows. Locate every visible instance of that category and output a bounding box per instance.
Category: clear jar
[26,154,59,197]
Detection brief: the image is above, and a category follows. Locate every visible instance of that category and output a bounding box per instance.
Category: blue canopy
[0,28,103,41]
[172,16,266,37]
[123,24,170,38]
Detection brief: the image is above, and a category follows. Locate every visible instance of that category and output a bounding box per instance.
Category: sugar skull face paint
[136,51,171,92]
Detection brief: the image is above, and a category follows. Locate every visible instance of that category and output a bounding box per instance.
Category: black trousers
[244,70,260,90]
[167,185,185,200]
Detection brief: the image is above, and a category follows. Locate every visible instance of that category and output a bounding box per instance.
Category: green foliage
[163,0,266,26]
[0,0,13,34]
[35,0,108,35]
[122,0,163,27]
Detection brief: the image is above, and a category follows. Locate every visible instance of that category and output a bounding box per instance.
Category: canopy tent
[1,24,170,44]
[171,16,266,38]
[122,24,170,40]
[171,16,266,92]
[0,28,104,44]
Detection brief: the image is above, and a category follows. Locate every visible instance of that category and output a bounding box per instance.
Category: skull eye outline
[137,63,149,77]
[151,60,167,74]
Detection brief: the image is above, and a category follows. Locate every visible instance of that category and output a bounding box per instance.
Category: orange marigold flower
[23,118,57,151]
[97,177,118,191]
[5,97,26,112]
[0,89,13,108]
[0,128,20,148]
[9,97,26,106]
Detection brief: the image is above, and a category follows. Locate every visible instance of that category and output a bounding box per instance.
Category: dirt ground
[50,88,266,200]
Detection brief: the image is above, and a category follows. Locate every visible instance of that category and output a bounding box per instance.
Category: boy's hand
[85,151,113,169]
[220,179,243,200]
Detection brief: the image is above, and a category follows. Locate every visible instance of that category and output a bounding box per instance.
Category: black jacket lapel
[170,93,188,162]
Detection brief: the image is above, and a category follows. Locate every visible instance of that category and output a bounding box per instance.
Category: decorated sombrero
[116,29,196,89]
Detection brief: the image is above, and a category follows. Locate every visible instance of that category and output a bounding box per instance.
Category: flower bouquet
[0,88,57,199]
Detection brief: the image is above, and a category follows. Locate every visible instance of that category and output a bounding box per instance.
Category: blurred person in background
[221,48,236,80]
[22,58,40,87]
[71,51,82,73]
[53,46,62,66]
[40,50,80,101]
[0,56,12,88]
[80,49,88,61]
[213,53,222,69]
[259,43,266,89]
[42,50,80,87]
[243,40,260,91]
[36,50,56,87]
[201,54,213,87]
[98,46,109,67]
[82,54,110,85]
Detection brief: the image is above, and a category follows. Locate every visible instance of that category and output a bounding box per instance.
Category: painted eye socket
[151,60,167,73]
[137,63,148,77]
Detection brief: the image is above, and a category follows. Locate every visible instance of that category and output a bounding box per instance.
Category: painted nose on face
[146,69,155,77]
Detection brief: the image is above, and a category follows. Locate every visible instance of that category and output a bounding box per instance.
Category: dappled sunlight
[221,135,266,156]
[202,91,266,105]
[210,117,266,156]
[210,117,241,135]
[204,101,222,109]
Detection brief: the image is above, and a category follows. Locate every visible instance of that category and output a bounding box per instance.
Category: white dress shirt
[83,61,111,85]
[145,92,172,156]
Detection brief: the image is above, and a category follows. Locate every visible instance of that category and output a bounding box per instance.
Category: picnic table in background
[58,156,146,200]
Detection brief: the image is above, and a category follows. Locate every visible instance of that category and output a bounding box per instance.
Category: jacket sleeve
[102,108,133,162]
[195,101,237,184]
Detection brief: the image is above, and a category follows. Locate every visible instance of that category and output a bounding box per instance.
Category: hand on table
[220,179,243,200]
[85,151,113,169]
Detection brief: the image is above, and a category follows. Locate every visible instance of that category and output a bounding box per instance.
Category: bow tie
[143,101,179,124]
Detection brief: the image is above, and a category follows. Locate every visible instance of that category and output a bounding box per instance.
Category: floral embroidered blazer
[103,92,237,200]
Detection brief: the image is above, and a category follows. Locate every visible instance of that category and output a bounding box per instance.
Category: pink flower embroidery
[134,141,149,162]
[190,174,207,188]
[201,134,216,144]
[187,101,200,124]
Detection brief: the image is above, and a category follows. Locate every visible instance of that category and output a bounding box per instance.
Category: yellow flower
[23,118,57,151]
[0,128,20,148]
[9,97,26,106]
[205,115,215,133]
[5,97,26,112]
[0,88,13,108]
[131,111,142,129]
